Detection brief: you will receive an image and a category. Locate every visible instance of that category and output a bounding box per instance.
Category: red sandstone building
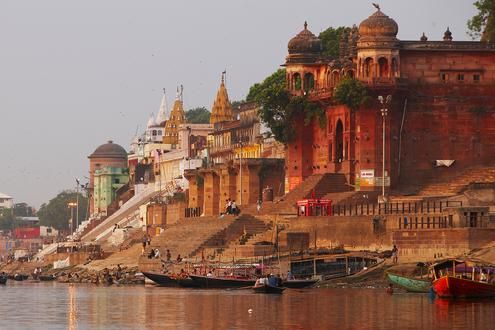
[285,8,495,195]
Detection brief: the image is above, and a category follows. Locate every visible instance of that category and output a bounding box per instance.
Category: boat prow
[386,272,431,293]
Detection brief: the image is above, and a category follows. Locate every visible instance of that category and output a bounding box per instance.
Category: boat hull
[142,272,179,287]
[253,284,285,294]
[39,275,56,281]
[433,276,495,298]
[387,273,431,293]
[189,275,255,288]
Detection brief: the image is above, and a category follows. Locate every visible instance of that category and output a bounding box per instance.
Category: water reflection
[1,283,495,329]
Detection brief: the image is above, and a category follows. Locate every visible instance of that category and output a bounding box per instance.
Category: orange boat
[432,259,495,298]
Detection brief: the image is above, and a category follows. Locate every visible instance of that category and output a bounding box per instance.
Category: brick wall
[393,228,495,261]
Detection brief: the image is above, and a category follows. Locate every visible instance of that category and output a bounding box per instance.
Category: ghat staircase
[242,173,353,215]
[418,166,495,197]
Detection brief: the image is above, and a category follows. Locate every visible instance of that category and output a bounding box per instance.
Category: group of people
[255,274,283,287]
[32,267,43,280]
[224,199,240,216]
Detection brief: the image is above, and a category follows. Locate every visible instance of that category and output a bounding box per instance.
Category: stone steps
[419,167,495,196]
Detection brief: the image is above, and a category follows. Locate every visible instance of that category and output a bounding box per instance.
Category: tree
[247,69,323,144]
[319,26,350,57]
[468,0,495,42]
[185,107,211,124]
[0,209,17,231]
[333,78,370,111]
[37,190,88,230]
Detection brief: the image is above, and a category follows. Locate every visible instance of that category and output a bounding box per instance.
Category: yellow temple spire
[163,85,186,145]
[210,71,233,124]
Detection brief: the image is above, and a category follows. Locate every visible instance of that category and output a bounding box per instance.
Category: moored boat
[189,275,256,288]
[253,284,285,294]
[39,274,56,281]
[432,259,495,298]
[142,271,180,287]
[0,275,7,285]
[386,272,431,293]
[13,274,29,281]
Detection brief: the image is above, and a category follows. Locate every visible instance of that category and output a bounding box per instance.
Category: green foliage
[37,190,88,230]
[334,78,370,111]
[468,0,495,41]
[319,26,350,57]
[0,209,16,230]
[185,107,211,124]
[231,100,243,111]
[247,69,323,144]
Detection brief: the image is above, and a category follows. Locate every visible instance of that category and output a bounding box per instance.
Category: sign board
[360,169,375,178]
[375,176,391,186]
[360,169,375,187]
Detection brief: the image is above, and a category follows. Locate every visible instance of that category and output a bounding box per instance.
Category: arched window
[332,71,340,87]
[293,73,301,90]
[346,70,355,79]
[364,57,374,78]
[335,119,344,162]
[304,73,315,92]
[378,57,389,78]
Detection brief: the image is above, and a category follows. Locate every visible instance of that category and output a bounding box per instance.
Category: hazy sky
[0,0,477,208]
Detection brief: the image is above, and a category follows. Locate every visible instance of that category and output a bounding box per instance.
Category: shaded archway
[293,73,301,90]
[378,57,389,78]
[364,57,374,78]
[304,73,315,92]
[335,119,344,163]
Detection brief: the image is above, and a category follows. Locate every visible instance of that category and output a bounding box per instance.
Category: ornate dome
[88,140,128,159]
[288,22,322,54]
[358,9,398,39]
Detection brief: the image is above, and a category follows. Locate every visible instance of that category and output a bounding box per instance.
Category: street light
[75,178,80,229]
[378,95,392,201]
[67,202,77,234]
[239,139,244,206]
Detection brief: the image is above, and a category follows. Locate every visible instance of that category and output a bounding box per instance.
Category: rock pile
[57,265,144,285]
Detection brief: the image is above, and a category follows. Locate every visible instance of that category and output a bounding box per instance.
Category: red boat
[432,259,495,298]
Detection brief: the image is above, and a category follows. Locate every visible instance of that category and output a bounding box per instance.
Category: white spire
[156,88,169,124]
[147,113,156,128]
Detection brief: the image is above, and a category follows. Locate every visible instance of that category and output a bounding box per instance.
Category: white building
[0,192,13,209]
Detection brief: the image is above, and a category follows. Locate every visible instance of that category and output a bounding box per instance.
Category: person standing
[256,199,262,213]
[392,245,398,264]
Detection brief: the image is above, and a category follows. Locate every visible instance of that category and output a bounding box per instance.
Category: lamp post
[75,178,80,228]
[378,95,392,201]
[67,202,77,235]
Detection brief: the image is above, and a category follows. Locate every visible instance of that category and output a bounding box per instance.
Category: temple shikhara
[285,7,495,194]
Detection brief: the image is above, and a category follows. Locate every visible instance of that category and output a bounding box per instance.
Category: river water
[1,282,495,329]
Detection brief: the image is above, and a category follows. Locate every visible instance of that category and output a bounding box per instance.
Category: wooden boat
[283,278,319,289]
[177,277,201,288]
[189,275,256,288]
[142,271,180,287]
[0,275,7,285]
[13,274,29,281]
[432,259,495,298]
[386,272,431,293]
[253,284,285,294]
[39,274,56,281]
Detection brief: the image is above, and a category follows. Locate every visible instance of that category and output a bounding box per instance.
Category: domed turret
[286,22,322,64]
[88,140,128,159]
[288,22,322,54]
[358,9,398,40]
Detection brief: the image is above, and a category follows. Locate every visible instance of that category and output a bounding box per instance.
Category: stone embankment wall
[394,228,495,261]
[281,216,393,251]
